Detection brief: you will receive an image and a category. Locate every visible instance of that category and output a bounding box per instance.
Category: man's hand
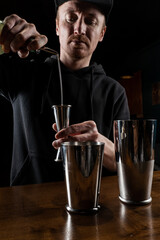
[52,120,98,149]
[0,14,48,58]
[52,120,116,172]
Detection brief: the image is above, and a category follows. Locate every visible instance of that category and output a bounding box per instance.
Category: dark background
[0,0,160,186]
[1,0,160,75]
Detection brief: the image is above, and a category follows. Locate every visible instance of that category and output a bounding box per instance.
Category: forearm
[97,133,117,172]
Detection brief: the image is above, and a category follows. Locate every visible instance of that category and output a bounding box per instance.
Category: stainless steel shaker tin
[114,119,157,205]
[61,141,104,214]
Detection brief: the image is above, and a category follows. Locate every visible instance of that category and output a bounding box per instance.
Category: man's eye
[66,14,77,23]
[66,17,74,23]
[85,18,97,26]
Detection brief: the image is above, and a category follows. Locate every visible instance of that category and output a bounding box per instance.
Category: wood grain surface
[0,171,159,240]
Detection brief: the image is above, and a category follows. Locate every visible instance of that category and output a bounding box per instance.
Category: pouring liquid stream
[36,47,64,106]
[57,53,63,106]
[39,46,64,105]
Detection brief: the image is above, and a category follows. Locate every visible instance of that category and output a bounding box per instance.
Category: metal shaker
[61,141,104,214]
[114,119,157,205]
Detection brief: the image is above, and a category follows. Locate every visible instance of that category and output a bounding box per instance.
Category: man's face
[56,0,106,62]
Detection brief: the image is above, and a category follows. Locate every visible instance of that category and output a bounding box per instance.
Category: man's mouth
[69,35,89,46]
[71,39,86,44]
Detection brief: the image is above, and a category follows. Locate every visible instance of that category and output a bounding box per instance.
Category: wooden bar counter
[0,171,159,240]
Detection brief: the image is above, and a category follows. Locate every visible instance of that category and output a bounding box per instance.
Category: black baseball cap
[54,0,113,23]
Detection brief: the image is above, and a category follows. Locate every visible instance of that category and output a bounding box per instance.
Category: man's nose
[74,18,86,35]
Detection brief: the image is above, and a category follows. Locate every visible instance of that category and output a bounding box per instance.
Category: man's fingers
[1,14,48,56]
[52,123,57,132]
[17,49,30,58]
[9,23,36,52]
[1,14,26,46]
[52,121,99,149]
[10,28,47,52]
[27,35,48,51]
[67,132,98,142]
[52,138,66,149]
[52,131,98,149]
[55,121,97,138]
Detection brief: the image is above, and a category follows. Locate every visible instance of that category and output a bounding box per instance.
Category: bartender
[0,0,130,185]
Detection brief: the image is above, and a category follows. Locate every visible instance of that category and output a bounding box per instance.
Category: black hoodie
[0,52,130,185]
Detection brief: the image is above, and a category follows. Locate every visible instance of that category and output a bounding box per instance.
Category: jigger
[52,104,71,162]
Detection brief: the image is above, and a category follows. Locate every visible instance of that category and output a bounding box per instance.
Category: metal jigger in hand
[52,104,71,162]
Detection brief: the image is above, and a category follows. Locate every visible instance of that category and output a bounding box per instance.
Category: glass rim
[114,119,157,122]
[61,141,105,147]
[51,104,71,108]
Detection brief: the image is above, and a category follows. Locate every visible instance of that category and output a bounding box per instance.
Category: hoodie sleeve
[0,52,50,102]
[0,54,13,101]
[0,53,31,102]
